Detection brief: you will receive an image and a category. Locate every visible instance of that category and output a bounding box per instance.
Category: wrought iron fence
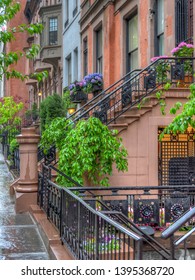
[38,164,144,260]
[68,57,195,126]
[11,147,20,174]
[70,185,195,228]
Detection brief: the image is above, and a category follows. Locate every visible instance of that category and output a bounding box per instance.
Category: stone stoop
[29,205,75,260]
[108,87,190,135]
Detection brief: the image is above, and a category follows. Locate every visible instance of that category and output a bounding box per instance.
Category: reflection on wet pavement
[0,147,50,260]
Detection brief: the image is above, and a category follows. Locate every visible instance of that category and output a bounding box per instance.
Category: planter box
[70,91,88,103]
[92,85,103,96]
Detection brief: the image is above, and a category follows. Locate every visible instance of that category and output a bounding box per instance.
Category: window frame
[126,12,138,72]
[175,0,193,45]
[154,0,164,56]
[95,27,103,74]
[48,17,58,46]
[83,37,88,76]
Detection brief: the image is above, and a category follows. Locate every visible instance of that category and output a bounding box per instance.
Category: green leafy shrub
[40,117,73,151]
[39,93,65,131]
[41,117,128,187]
[57,117,128,187]
[10,138,19,154]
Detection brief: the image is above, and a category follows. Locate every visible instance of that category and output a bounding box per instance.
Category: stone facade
[24,0,63,108]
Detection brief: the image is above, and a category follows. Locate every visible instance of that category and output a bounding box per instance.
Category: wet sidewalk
[0,148,50,260]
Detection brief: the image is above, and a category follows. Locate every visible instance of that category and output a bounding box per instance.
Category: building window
[49,17,58,45]
[66,55,72,85]
[65,0,69,28]
[155,0,164,55]
[127,14,138,72]
[74,48,78,81]
[175,0,193,45]
[96,27,103,73]
[83,37,88,76]
[73,0,78,17]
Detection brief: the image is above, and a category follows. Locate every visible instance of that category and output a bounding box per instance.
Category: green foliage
[25,102,39,121]
[10,138,19,153]
[63,89,73,112]
[0,96,23,131]
[160,83,195,140]
[39,94,66,131]
[0,0,45,81]
[57,117,128,187]
[40,117,73,151]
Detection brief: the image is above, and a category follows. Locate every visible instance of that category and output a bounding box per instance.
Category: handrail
[48,165,95,196]
[174,227,195,246]
[70,185,195,192]
[48,179,143,242]
[98,207,171,259]
[49,165,83,188]
[67,57,194,126]
[161,207,195,239]
[67,68,141,120]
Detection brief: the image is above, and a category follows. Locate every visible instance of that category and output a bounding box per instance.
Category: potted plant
[68,80,88,103]
[150,56,170,83]
[83,73,103,96]
[171,42,194,85]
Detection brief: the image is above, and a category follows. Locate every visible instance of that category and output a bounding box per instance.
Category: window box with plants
[83,73,103,97]
[68,81,88,103]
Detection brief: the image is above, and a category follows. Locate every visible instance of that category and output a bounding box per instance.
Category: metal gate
[158,128,195,185]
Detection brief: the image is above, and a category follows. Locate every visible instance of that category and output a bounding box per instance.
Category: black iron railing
[38,163,195,259]
[0,128,21,160]
[38,164,144,260]
[11,147,20,173]
[37,145,56,164]
[68,57,194,126]
[70,185,195,228]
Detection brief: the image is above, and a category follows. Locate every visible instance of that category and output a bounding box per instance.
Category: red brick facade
[5,0,29,109]
[80,0,177,88]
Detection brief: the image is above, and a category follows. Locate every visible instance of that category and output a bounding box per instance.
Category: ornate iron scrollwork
[133,199,159,225]
[122,84,132,108]
[171,61,184,80]
[144,69,156,90]
[103,200,128,216]
[93,110,107,123]
[165,196,190,223]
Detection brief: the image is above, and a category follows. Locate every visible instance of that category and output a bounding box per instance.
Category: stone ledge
[29,205,75,260]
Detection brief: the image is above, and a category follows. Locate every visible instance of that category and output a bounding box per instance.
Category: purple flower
[171,47,180,54]
[178,42,187,48]
[151,55,168,62]
[186,44,194,48]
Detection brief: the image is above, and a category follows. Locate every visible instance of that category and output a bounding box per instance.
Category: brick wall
[5,0,29,109]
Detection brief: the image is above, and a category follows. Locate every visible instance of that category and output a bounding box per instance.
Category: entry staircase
[68,57,194,132]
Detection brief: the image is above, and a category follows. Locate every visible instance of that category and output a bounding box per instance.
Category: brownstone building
[80,0,194,87]
[79,0,195,187]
